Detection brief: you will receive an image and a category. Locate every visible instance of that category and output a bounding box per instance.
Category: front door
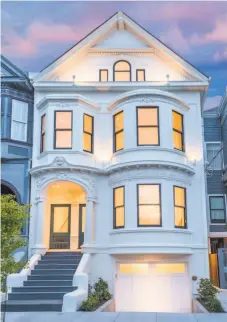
[50,204,71,249]
[78,204,86,248]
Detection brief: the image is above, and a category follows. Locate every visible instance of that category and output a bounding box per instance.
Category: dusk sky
[2,1,227,109]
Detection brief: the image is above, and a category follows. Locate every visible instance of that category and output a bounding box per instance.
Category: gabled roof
[1,55,33,91]
[36,11,209,83]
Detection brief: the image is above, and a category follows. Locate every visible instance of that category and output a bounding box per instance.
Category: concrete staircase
[2,251,82,312]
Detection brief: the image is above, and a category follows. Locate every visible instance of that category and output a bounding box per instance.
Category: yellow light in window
[120,263,148,274]
[156,263,185,274]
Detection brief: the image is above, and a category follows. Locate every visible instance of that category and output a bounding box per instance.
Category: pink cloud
[160,26,190,54]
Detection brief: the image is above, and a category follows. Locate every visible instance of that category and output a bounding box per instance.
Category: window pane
[173,111,183,131]
[42,115,46,133]
[138,108,158,126]
[210,197,224,209]
[114,112,124,132]
[173,131,183,150]
[83,133,92,152]
[139,185,160,204]
[115,72,130,81]
[207,144,222,169]
[114,187,124,207]
[137,70,145,81]
[116,131,124,151]
[53,207,69,233]
[139,205,161,226]
[42,135,46,152]
[56,131,72,148]
[175,207,185,227]
[84,114,93,133]
[100,70,108,81]
[211,210,225,221]
[138,127,159,145]
[174,187,185,207]
[12,100,28,122]
[11,121,26,141]
[115,61,130,71]
[115,207,124,227]
[156,263,185,274]
[56,112,72,129]
[120,263,148,274]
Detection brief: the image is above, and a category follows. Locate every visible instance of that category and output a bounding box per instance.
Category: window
[209,196,226,223]
[206,143,223,169]
[137,107,159,146]
[40,114,46,153]
[99,69,108,82]
[174,186,186,228]
[120,263,148,275]
[113,186,125,229]
[113,111,124,152]
[156,263,185,274]
[54,111,72,149]
[11,99,28,142]
[172,111,184,151]
[113,60,131,81]
[137,184,161,227]
[83,113,94,153]
[136,69,145,81]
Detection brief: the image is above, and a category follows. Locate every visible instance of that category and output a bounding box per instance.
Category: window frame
[172,110,184,152]
[113,110,124,152]
[173,185,187,229]
[99,69,108,82]
[136,69,145,81]
[54,110,73,150]
[83,113,94,153]
[113,60,131,82]
[11,98,28,143]
[113,186,125,229]
[137,183,162,227]
[40,113,46,153]
[136,106,160,146]
[209,195,226,224]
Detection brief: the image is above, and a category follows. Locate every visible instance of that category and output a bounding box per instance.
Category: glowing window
[113,186,125,229]
[137,184,161,226]
[136,69,145,81]
[156,263,185,274]
[114,61,131,82]
[137,107,159,145]
[83,114,94,153]
[172,111,184,151]
[54,111,72,149]
[120,263,148,274]
[114,111,124,152]
[53,207,69,233]
[174,186,186,228]
[40,114,46,153]
[99,69,108,82]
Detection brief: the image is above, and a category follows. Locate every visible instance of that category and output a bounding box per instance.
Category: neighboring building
[1,55,34,260]
[7,12,210,312]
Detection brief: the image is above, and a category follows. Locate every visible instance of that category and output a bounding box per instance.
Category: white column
[84,197,95,246]
[32,197,47,255]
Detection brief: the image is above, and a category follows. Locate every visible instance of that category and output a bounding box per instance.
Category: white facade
[29,12,210,312]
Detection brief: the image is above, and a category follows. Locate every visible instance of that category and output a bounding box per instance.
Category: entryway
[115,262,191,313]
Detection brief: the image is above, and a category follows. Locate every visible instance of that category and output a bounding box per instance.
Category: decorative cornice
[1,87,33,102]
[88,48,155,56]
[36,94,100,111]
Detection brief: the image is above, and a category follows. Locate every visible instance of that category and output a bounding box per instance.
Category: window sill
[112,146,186,157]
[110,228,192,235]
[37,150,94,159]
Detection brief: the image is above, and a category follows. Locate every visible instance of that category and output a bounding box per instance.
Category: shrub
[80,293,99,311]
[197,278,224,312]
[94,278,111,301]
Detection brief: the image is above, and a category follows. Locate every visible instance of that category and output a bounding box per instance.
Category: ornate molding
[88,48,155,56]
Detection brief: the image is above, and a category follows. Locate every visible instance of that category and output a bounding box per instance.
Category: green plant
[197,278,224,312]
[80,293,99,311]
[93,278,111,301]
[1,195,30,291]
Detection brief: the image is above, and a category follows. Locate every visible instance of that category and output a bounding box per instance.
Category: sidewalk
[1,312,227,322]
[217,289,227,312]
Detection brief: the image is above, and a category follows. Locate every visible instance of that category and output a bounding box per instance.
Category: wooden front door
[50,204,71,249]
[78,204,86,248]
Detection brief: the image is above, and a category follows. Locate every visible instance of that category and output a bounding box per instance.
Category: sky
[1,1,227,109]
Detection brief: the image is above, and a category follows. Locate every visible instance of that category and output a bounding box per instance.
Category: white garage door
[115,262,191,313]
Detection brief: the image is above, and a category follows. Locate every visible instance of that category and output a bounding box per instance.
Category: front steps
[2,251,82,312]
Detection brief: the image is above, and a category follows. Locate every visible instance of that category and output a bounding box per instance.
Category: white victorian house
[28,12,209,313]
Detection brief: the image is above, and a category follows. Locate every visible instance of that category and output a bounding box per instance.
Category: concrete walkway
[1,312,227,322]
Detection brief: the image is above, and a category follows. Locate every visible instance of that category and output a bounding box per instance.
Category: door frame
[50,204,71,249]
[78,204,86,249]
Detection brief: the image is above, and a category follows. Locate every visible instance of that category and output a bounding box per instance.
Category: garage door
[115,262,191,313]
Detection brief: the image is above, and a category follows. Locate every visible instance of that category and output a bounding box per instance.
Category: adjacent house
[4,12,210,312]
[1,55,34,261]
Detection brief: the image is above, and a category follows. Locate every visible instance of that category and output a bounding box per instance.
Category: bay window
[172,111,184,151]
[83,113,94,153]
[11,99,28,142]
[40,114,46,153]
[174,186,187,228]
[54,111,72,149]
[113,186,125,229]
[137,184,161,227]
[137,107,159,145]
[113,111,124,152]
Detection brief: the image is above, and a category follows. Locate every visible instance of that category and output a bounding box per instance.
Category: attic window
[113,60,131,81]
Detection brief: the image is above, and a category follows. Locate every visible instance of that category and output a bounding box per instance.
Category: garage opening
[115,262,191,313]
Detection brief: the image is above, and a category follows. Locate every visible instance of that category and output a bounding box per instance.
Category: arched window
[113,60,131,81]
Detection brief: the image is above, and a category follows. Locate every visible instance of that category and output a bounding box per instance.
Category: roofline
[1,55,28,78]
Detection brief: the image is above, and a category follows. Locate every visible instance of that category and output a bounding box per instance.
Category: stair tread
[3,300,63,304]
